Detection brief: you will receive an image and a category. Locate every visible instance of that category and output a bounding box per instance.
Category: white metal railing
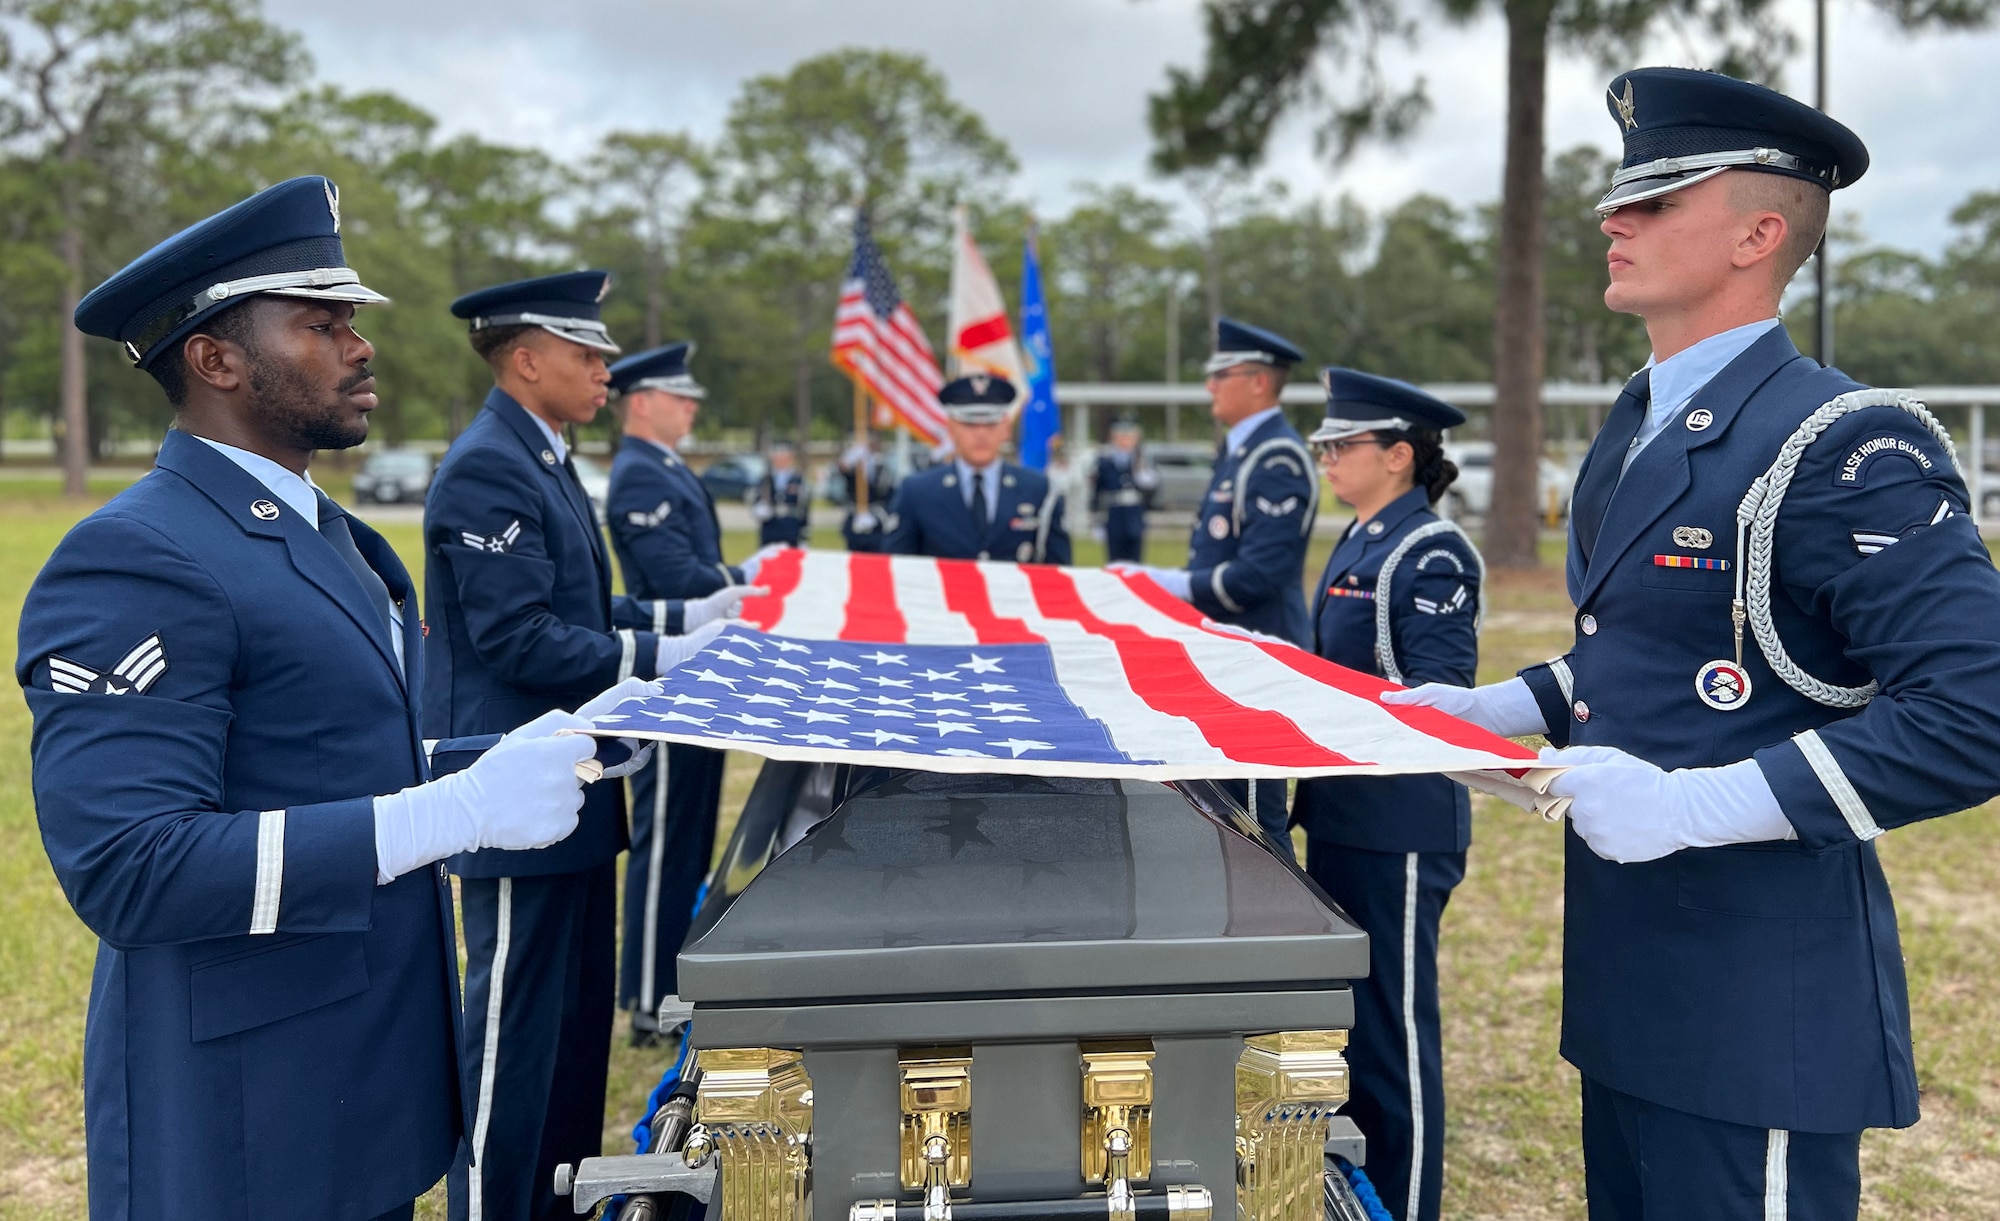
[1054,382,2000,524]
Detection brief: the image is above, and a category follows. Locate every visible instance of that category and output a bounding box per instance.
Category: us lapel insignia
[48,633,168,696]
[1366,519,1386,536]
[250,499,281,521]
[460,520,522,554]
[541,449,558,465]
[1685,409,1715,432]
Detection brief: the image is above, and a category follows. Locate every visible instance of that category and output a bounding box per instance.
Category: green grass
[2,498,1997,1218]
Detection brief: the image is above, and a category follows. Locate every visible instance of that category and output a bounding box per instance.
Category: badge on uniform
[1207,515,1232,540]
[1413,585,1469,615]
[250,499,281,521]
[1695,659,1752,711]
[1365,520,1385,536]
[626,500,671,529]
[1685,408,1714,432]
[47,633,168,696]
[1255,495,1300,517]
[1671,525,1713,549]
[461,520,522,554]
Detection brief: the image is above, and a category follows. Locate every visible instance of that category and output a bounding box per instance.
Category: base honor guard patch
[47,633,168,696]
[460,520,522,554]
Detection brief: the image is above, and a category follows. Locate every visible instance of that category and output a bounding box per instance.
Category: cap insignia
[324,179,341,234]
[970,373,990,396]
[1611,80,1637,131]
[595,275,610,303]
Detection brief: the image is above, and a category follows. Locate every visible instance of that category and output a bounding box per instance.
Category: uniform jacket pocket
[1675,844,1860,920]
[189,932,370,1041]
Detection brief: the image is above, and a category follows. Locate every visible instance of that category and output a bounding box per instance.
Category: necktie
[316,493,395,644]
[971,469,992,535]
[1573,369,1651,564]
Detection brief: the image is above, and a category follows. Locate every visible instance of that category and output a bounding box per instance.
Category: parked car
[351,448,434,504]
[1440,441,1572,522]
[1143,442,1218,512]
[700,454,768,503]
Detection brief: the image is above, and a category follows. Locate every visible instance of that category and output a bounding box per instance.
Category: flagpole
[852,376,871,516]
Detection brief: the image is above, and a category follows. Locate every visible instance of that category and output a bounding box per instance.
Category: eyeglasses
[1311,438,1391,459]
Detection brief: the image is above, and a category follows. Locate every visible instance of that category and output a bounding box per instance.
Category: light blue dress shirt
[955,457,1003,519]
[1625,318,1783,469]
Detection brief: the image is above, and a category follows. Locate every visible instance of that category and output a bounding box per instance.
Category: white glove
[739,546,785,583]
[374,709,595,882]
[1542,745,1797,864]
[751,502,774,521]
[851,510,878,533]
[1380,677,1549,738]
[1108,562,1192,602]
[655,617,729,676]
[684,584,766,630]
[574,677,661,780]
[841,443,868,466]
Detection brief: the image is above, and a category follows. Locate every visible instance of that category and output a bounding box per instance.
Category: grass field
[1,491,1996,1218]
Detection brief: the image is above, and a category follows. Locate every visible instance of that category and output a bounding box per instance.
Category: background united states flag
[830,210,948,442]
[588,552,1557,811]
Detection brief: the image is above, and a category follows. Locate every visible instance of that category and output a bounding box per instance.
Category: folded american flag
[589,551,1554,807]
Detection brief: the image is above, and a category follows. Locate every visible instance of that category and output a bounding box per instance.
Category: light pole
[1814,0,1835,366]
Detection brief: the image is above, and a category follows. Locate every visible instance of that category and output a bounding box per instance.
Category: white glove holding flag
[740,546,786,584]
[654,618,730,677]
[1542,745,1796,863]
[684,584,767,631]
[572,677,663,780]
[373,709,596,882]
[1380,677,1549,738]
[1107,562,1192,602]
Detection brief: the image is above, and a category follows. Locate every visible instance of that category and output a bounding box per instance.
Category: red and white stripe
[740,551,1547,792]
[832,284,948,442]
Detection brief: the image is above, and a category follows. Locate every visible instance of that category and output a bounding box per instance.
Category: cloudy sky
[266,0,2000,257]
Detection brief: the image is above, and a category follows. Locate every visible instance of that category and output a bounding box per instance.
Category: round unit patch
[1695,659,1752,711]
[1207,515,1232,540]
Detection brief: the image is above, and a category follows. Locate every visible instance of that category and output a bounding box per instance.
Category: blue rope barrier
[1331,1156,1395,1221]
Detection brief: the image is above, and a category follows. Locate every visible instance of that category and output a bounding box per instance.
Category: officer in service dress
[22,177,625,1221]
[1388,70,2000,1220]
[424,278,745,1221]
[752,440,811,547]
[1293,371,1479,1221]
[1091,418,1158,563]
[603,342,772,1042]
[885,373,1072,564]
[1114,318,1317,846]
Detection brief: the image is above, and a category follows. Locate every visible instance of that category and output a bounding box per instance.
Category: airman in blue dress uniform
[1116,318,1317,845]
[752,441,812,547]
[1091,418,1157,563]
[1293,370,1479,1221]
[23,176,613,1221]
[1389,70,2000,1220]
[424,276,738,1221]
[839,435,896,552]
[603,342,769,1041]
[885,373,1073,563]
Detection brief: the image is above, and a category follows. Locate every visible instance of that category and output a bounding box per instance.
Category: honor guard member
[1116,318,1317,845]
[1293,371,1478,1221]
[603,342,772,1042]
[1390,70,2000,1220]
[885,373,1072,563]
[752,441,812,547]
[839,434,896,551]
[24,177,620,1221]
[425,276,742,1221]
[1092,418,1158,563]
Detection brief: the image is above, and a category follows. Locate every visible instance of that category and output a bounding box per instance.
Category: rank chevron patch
[48,633,168,696]
[625,499,672,528]
[460,520,522,554]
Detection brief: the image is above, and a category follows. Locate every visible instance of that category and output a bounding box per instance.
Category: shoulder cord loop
[1373,519,1486,685]
[1733,389,1957,708]
[1229,437,1320,539]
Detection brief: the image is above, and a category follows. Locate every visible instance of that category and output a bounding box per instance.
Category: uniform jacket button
[1581,614,1598,635]
[1573,700,1591,723]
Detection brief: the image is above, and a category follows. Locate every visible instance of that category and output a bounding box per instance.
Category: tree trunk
[645,246,665,349]
[58,141,90,498]
[793,283,815,450]
[1485,0,1552,567]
